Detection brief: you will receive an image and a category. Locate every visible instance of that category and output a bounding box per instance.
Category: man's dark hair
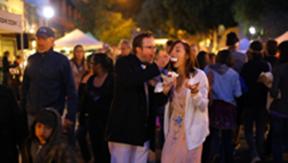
[266,40,278,56]
[248,40,263,59]
[166,40,174,47]
[3,51,9,57]
[216,49,232,65]
[132,32,153,54]
[250,40,263,52]
[197,51,208,69]
[278,40,288,63]
[226,32,239,46]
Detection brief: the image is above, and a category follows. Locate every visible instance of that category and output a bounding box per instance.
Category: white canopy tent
[275,31,288,44]
[55,29,103,50]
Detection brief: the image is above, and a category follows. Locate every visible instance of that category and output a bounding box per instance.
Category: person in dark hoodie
[21,108,76,163]
[204,50,242,163]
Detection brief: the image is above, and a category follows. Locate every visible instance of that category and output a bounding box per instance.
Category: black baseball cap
[36,26,55,38]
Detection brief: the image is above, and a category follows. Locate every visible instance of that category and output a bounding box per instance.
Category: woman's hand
[185,82,200,94]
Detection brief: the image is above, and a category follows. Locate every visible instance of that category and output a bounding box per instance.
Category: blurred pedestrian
[204,50,242,163]
[165,40,174,53]
[77,54,94,162]
[263,39,279,157]
[241,40,270,162]
[270,40,288,163]
[116,39,131,60]
[226,32,247,151]
[264,39,279,69]
[2,51,12,86]
[208,53,216,65]
[22,26,77,146]
[196,50,209,70]
[0,85,27,163]
[190,43,199,59]
[70,44,87,92]
[149,49,170,153]
[226,32,247,73]
[9,55,23,100]
[79,53,114,163]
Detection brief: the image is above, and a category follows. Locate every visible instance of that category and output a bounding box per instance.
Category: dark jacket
[241,57,270,108]
[21,109,76,163]
[265,55,279,69]
[106,54,166,146]
[22,49,77,121]
[2,56,11,86]
[0,85,27,163]
[80,73,114,124]
[270,63,288,115]
[2,56,10,73]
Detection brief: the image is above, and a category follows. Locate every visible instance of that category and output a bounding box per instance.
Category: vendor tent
[55,29,102,49]
[275,31,288,43]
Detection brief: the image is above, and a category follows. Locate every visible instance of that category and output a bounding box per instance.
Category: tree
[162,0,236,34]
[136,0,170,36]
[76,0,136,45]
[233,0,288,38]
[94,11,135,45]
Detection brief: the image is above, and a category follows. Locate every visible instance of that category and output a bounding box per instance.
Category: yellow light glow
[155,38,168,45]
[31,40,36,49]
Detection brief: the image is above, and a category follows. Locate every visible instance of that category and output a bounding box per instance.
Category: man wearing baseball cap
[35,26,55,53]
[22,26,77,145]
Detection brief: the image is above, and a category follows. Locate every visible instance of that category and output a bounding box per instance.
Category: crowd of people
[1,26,288,163]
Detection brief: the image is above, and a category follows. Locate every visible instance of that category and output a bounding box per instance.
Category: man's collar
[133,53,149,66]
[37,48,53,55]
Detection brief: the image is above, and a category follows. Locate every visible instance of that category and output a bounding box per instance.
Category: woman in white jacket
[161,40,209,163]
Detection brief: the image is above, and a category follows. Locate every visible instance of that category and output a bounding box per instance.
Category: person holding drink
[161,40,209,163]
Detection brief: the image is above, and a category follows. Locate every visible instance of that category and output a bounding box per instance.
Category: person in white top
[70,44,87,91]
[161,40,209,163]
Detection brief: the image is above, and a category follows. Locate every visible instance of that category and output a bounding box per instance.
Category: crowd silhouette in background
[1,26,288,163]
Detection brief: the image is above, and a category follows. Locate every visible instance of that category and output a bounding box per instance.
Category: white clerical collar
[141,64,146,70]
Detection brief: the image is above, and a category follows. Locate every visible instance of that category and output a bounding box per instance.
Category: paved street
[147,126,288,163]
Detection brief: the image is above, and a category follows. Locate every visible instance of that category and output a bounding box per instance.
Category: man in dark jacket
[22,26,77,145]
[106,32,170,163]
[241,41,270,162]
[270,41,288,163]
[0,85,27,163]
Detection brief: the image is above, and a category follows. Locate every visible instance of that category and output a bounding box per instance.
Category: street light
[42,6,55,26]
[249,26,256,35]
